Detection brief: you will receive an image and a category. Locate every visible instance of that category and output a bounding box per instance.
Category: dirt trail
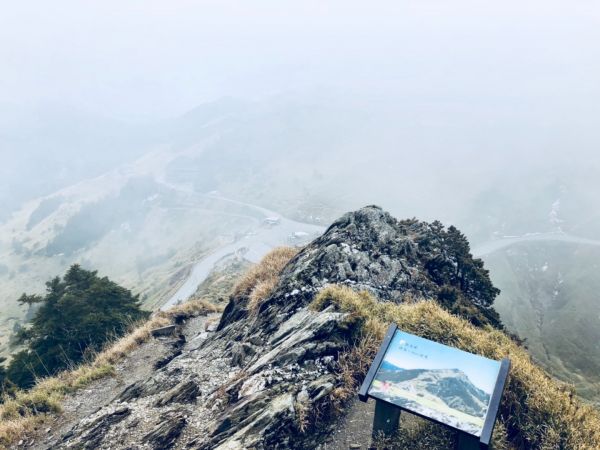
[322,399,375,450]
[18,313,219,450]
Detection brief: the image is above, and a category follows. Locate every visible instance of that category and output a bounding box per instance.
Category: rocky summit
[27,206,501,450]
[220,206,500,332]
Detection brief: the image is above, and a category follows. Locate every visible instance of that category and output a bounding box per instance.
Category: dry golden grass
[311,285,600,450]
[233,247,298,314]
[96,298,220,366]
[168,298,221,318]
[0,416,44,448]
[294,398,310,433]
[248,278,278,313]
[328,331,381,409]
[0,298,220,448]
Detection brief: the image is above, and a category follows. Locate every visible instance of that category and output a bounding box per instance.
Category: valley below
[2,96,600,411]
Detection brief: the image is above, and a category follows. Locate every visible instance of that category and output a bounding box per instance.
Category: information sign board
[359,324,510,448]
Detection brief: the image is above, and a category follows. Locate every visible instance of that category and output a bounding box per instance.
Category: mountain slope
[2,206,599,449]
[219,206,501,332]
[4,96,600,408]
[486,241,600,403]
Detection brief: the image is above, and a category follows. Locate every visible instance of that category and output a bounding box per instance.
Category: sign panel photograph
[359,323,510,449]
[368,330,500,436]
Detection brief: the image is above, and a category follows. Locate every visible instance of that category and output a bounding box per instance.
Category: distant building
[291,231,309,239]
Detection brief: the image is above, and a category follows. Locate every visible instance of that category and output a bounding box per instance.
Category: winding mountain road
[472,232,600,258]
[160,193,324,310]
[161,186,600,309]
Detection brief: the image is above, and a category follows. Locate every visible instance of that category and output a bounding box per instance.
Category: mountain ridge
[2,206,600,449]
[373,365,490,417]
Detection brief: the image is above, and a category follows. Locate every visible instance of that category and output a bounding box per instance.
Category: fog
[1,1,599,117]
[1,0,600,226]
[2,0,600,401]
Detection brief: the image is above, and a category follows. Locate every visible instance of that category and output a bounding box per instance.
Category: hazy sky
[1,1,599,121]
[383,330,500,394]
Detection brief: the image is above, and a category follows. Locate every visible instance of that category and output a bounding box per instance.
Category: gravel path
[19,313,221,450]
[322,399,375,450]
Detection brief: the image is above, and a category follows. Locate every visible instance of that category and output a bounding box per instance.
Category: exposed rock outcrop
[46,206,499,449]
[221,205,499,332]
[57,406,131,449]
[142,411,187,449]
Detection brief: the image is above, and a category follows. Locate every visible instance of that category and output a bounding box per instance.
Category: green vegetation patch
[3,264,149,389]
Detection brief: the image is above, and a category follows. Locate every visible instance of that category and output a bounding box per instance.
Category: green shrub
[6,264,149,388]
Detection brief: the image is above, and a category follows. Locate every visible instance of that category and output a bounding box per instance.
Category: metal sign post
[372,400,401,439]
[359,323,511,449]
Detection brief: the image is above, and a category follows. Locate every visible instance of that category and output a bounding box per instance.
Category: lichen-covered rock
[56,406,131,449]
[153,378,200,407]
[142,411,187,449]
[220,205,499,333]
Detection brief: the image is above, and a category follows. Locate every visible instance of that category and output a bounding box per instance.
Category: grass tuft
[311,285,600,450]
[294,398,310,433]
[233,247,298,314]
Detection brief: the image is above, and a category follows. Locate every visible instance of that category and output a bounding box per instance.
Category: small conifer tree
[6,265,149,388]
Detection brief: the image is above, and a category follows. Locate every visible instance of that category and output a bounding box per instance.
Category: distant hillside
[0,162,253,357]
[486,241,600,403]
